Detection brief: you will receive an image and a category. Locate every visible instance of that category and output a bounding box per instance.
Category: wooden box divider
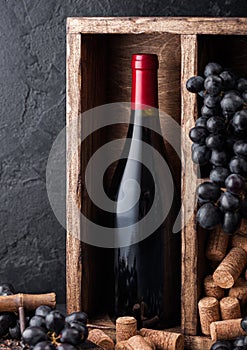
[66,17,247,349]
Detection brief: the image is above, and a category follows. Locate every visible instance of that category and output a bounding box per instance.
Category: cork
[128,335,155,350]
[198,297,220,335]
[213,247,247,289]
[210,318,247,341]
[204,275,224,299]
[206,227,230,261]
[229,277,247,305]
[232,233,247,253]
[220,297,241,320]
[87,329,114,350]
[116,317,137,343]
[139,328,184,350]
[115,341,133,350]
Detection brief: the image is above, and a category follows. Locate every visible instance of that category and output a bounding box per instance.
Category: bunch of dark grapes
[0,282,88,349]
[187,62,247,235]
[22,308,88,350]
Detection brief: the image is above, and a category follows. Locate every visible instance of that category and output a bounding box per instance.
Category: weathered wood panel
[67,17,247,35]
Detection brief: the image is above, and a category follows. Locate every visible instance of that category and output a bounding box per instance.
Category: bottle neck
[131,68,158,110]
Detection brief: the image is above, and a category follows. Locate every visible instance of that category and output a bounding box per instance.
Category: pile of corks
[198,222,247,341]
[88,316,184,350]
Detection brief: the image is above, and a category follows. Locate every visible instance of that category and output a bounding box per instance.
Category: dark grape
[210,149,228,166]
[68,322,88,342]
[196,203,222,229]
[22,326,48,346]
[189,127,208,144]
[57,344,77,350]
[225,174,245,195]
[222,211,241,234]
[204,94,221,108]
[197,182,221,202]
[29,315,47,329]
[60,328,82,345]
[9,320,21,340]
[219,70,236,90]
[241,317,247,331]
[219,191,240,212]
[198,196,212,206]
[237,78,247,92]
[35,305,52,318]
[232,110,247,133]
[204,75,222,96]
[201,105,218,117]
[186,76,204,93]
[220,92,243,115]
[206,116,226,134]
[0,283,15,296]
[0,313,16,328]
[206,134,226,150]
[33,341,56,350]
[192,145,211,165]
[229,156,247,176]
[210,340,232,350]
[243,90,247,102]
[0,313,16,338]
[210,167,230,187]
[234,140,247,158]
[233,336,246,347]
[196,116,208,128]
[65,312,88,326]
[204,62,223,77]
[45,310,65,335]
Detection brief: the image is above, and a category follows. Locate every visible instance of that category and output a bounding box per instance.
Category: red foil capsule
[131,54,159,110]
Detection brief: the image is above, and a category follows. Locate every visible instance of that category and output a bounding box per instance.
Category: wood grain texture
[184,334,214,350]
[66,33,82,314]
[67,17,247,35]
[181,34,198,336]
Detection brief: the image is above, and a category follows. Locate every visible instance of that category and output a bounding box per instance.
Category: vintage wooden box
[66,17,247,349]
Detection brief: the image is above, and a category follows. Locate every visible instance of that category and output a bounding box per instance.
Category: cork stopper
[198,297,220,335]
[232,233,247,253]
[206,227,230,261]
[128,335,155,350]
[139,328,184,350]
[229,277,247,305]
[204,275,224,299]
[115,341,134,350]
[220,297,241,320]
[87,329,114,350]
[238,218,247,236]
[213,247,247,289]
[116,316,137,343]
[210,318,247,341]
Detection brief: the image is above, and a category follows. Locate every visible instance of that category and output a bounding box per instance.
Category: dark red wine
[109,54,181,328]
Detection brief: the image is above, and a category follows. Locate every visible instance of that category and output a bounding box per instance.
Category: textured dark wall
[0,0,246,303]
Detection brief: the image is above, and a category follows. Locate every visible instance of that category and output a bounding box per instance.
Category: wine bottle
[109,54,181,328]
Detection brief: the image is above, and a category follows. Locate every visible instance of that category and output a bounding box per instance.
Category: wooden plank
[181,34,198,336]
[184,334,214,350]
[67,17,247,35]
[66,33,82,314]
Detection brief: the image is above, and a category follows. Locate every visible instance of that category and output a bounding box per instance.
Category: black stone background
[0,0,247,304]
